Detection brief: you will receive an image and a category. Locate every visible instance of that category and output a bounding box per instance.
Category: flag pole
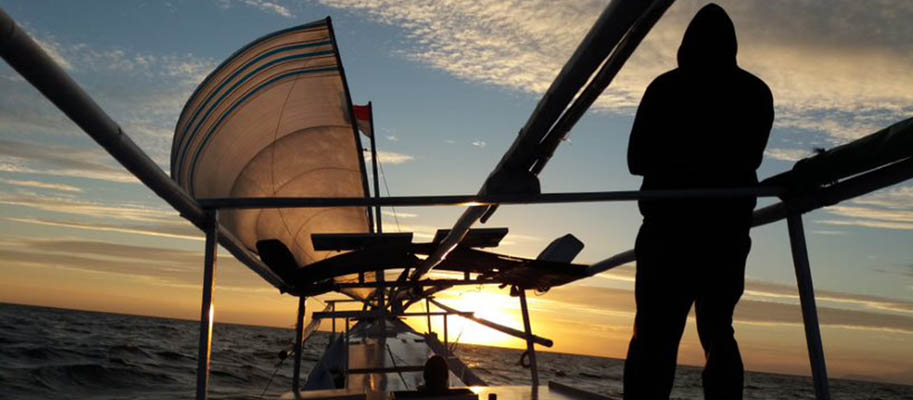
[368,101,382,234]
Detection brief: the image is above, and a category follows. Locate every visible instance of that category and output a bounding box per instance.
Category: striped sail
[171,18,371,290]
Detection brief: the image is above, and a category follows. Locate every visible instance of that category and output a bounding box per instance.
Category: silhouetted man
[624,4,773,400]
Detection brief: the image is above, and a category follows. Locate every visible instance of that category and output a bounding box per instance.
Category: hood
[677,3,737,69]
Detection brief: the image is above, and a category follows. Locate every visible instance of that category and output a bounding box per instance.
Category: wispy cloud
[242,0,294,18]
[217,0,294,18]
[539,283,913,334]
[363,150,415,165]
[0,191,179,224]
[0,237,269,291]
[31,36,73,71]
[744,279,913,315]
[471,140,486,149]
[0,178,82,193]
[382,210,417,218]
[0,139,138,183]
[817,185,913,230]
[764,148,812,162]
[6,218,201,241]
[1,30,215,167]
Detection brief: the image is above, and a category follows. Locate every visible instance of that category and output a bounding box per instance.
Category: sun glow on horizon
[403,290,526,349]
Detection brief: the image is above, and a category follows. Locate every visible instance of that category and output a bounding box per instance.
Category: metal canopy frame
[7,3,913,399]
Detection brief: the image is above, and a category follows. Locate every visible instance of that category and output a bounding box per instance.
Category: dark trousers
[623,219,750,400]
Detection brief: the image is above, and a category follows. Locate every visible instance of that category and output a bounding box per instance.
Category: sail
[171,18,372,292]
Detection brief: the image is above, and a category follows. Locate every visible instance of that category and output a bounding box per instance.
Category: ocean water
[1,303,910,400]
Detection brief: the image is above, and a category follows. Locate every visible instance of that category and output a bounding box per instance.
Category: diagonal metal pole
[786,212,831,400]
[196,210,219,400]
[517,288,539,387]
[292,296,306,393]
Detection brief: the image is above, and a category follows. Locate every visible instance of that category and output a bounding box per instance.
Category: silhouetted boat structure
[2,1,912,399]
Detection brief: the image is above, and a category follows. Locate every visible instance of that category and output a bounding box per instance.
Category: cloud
[0,178,82,193]
[318,0,913,145]
[595,267,913,316]
[471,140,486,149]
[744,279,913,315]
[0,191,180,225]
[0,237,271,292]
[386,135,399,142]
[218,0,295,18]
[243,0,294,18]
[817,186,913,230]
[538,283,913,334]
[363,150,415,165]
[0,139,139,183]
[810,229,846,235]
[764,148,812,162]
[31,36,73,71]
[382,210,418,218]
[6,217,201,241]
[0,32,215,168]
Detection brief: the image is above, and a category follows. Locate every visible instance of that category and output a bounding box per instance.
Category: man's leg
[624,223,694,400]
[695,234,750,400]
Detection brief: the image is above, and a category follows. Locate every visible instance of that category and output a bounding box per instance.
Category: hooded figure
[624,4,773,400]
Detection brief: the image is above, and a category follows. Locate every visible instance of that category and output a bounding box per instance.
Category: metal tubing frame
[517,288,539,387]
[195,211,219,400]
[292,296,306,393]
[7,5,913,396]
[786,213,831,400]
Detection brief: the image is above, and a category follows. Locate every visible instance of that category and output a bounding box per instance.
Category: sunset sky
[1,0,913,386]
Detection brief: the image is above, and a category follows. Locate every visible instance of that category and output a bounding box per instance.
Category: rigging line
[258,353,288,399]
[377,158,402,232]
[449,325,465,354]
[385,342,409,389]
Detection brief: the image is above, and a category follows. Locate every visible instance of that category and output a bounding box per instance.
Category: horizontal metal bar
[312,310,473,319]
[586,156,913,277]
[400,311,474,317]
[0,8,287,291]
[331,279,499,289]
[347,366,426,374]
[199,187,786,209]
[313,310,380,319]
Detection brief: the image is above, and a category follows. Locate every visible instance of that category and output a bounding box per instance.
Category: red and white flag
[353,104,373,138]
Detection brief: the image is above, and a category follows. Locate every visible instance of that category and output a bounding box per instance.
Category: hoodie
[627,3,774,225]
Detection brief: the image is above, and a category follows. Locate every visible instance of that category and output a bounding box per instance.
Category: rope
[258,353,288,399]
[385,342,409,389]
[377,159,402,232]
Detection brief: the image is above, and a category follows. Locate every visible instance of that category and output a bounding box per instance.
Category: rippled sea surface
[1,303,911,399]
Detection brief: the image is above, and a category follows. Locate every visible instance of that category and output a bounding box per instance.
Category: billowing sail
[171,18,371,289]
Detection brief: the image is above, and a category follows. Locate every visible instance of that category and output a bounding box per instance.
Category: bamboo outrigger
[2,1,912,400]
